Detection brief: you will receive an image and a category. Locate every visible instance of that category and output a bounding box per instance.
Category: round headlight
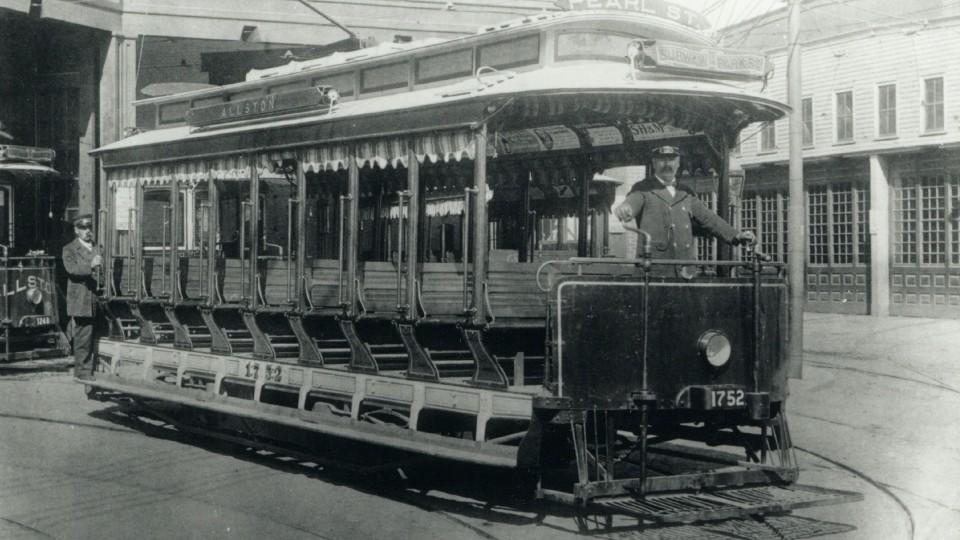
[26,287,43,305]
[698,330,731,368]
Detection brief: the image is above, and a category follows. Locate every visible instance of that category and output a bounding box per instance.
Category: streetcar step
[591,484,863,524]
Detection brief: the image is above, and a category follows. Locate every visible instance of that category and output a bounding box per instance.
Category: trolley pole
[787,0,804,379]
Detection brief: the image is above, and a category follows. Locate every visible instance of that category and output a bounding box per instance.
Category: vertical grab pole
[405,146,420,320]
[462,187,473,313]
[345,150,360,316]
[295,153,308,310]
[239,201,251,302]
[337,195,347,306]
[248,159,261,308]
[395,190,408,312]
[471,125,489,325]
[199,202,210,299]
[206,175,218,306]
[287,197,295,304]
[134,182,144,301]
[128,208,137,297]
[169,178,180,302]
[97,208,108,293]
[161,204,170,298]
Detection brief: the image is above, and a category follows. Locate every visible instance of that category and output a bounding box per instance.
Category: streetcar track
[0,411,141,435]
[3,460,330,539]
[805,358,960,395]
[1,408,498,540]
[794,445,915,540]
[0,517,55,539]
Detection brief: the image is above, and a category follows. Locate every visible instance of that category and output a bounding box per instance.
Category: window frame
[759,120,776,152]
[834,90,854,143]
[801,96,814,148]
[876,82,897,139]
[893,174,959,268]
[922,75,945,134]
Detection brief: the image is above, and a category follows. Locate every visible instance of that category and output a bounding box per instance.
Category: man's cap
[73,214,93,227]
[651,145,680,157]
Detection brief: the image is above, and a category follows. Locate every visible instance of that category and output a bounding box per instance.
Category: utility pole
[787,0,804,379]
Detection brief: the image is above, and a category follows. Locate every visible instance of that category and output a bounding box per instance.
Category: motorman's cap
[651,145,680,157]
[73,214,93,228]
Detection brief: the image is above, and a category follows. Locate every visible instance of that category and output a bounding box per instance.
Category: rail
[395,190,411,312]
[286,197,297,303]
[239,200,252,302]
[128,208,138,298]
[337,195,351,307]
[98,208,108,293]
[535,226,778,292]
[199,203,210,299]
[462,187,477,313]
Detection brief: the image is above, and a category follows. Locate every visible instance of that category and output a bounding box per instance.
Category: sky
[668,0,785,31]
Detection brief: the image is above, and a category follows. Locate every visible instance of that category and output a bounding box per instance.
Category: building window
[893,175,958,265]
[832,189,854,264]
[923,77,944,132]
[733,132,742,155]
[739,191,788,262]
[808,187,829,264]
[802,97,813,147]
[952,175,960,265]
[857,189,870,264]
[760,121,776,151]
[877,84,896,137]
[835,91,853,142]
[894,182,918,264]
[696,191,718,261]
[807,184,867,266]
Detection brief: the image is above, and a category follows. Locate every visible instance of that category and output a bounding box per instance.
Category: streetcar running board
[592,484,862,524]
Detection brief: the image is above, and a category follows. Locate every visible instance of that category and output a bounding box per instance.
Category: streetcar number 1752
[711,388,745,408]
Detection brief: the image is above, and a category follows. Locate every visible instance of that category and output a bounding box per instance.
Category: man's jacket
[621,177,738,259]
[62,238,97,317]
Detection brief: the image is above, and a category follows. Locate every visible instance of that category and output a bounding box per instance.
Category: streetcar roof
[93,63,787,166]
[0,162,60,175]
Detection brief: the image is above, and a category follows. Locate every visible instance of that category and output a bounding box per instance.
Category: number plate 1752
[710,388,746,409]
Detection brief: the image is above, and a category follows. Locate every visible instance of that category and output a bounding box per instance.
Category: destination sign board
[554,0,710,31]
[0,145,55,163]
[637,40,772,81]
[186,86,335,127]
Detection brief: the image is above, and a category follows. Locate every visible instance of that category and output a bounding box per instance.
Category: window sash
[893,175,960,267]
[924,77,944,132]
[836,91,853,142]
[878,84,896,137]
[760,121,776,151]
[802,98,813,146]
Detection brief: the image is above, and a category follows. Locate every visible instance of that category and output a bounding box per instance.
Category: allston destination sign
[187,86,335,127]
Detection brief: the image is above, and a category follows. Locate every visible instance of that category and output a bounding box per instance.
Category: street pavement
[0,313,957,539]
[790,313,960,540]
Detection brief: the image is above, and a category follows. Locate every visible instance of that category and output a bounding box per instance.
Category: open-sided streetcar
[85,8,860,527]
[0,143,70,365]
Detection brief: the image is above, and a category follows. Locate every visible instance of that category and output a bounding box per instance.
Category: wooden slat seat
[418,262,470,321]
[307,259,343,311]
[218,258,246,304]
[360,261,405,317]
[180,256,208,301]
[260,259,295,307]
[485,262,548,327]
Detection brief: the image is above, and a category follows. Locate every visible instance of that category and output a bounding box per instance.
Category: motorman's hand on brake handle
[614,202,634,223]
[733,231,756,246]
[91,254,103,268]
